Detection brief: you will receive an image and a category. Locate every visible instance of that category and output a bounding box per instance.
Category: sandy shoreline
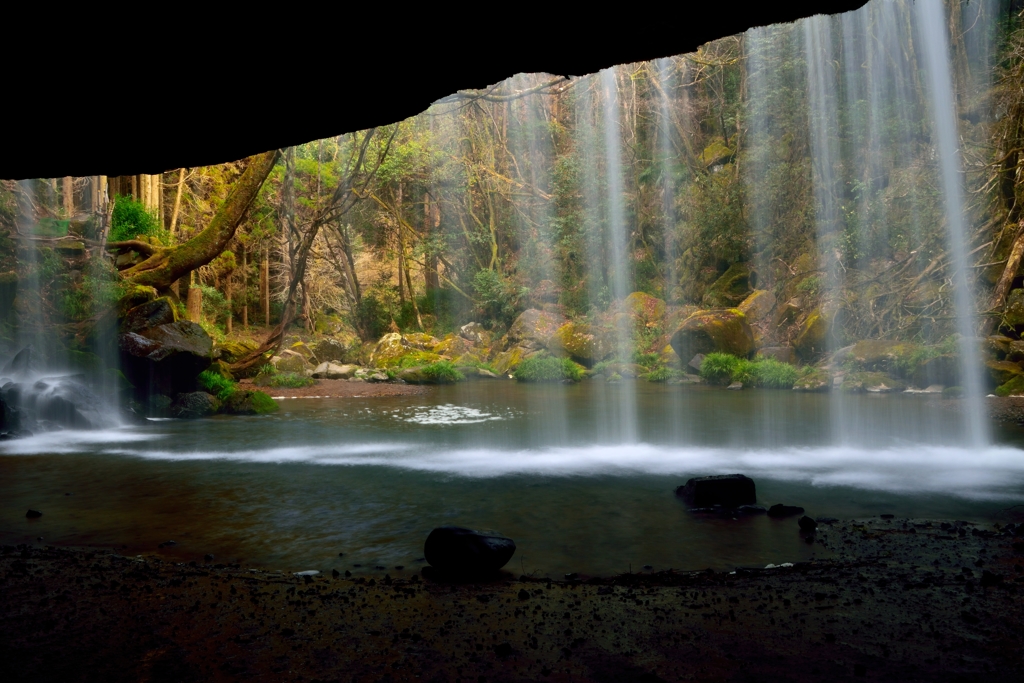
[239,377,428,400]
[2,516,1022,682]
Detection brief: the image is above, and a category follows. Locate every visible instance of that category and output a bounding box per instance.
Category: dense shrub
[700,352,798,389]
[109,196,165,244]
[513,356,584,382]
[420,360,464,383]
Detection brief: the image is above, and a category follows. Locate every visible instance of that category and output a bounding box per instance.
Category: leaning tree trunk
[109,150,278,290]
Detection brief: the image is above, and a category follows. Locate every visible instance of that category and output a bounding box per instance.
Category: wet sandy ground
[2,517,1023,682]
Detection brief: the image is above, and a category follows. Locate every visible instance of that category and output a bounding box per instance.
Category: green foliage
[699,352,743,385]
[420,360,464,383]
[700,352,797,388]
[513,355,584,382]
[796,276,822,299]
[750,357,799,389]
[642,366,679,382]
[110,196,166,244]
[353,284,400,340]
[196,284,229,323]
[472,269,521,329]
[198,370,237,401]
[255,372,315,388]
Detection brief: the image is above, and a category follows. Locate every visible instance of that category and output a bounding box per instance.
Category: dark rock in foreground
[424,526,516,575]
[767,504,806,518]
[676,474,756,508]
[25,509,42,518]
[798,515,818,532]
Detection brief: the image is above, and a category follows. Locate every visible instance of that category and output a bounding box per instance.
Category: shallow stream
[3,383,1024,577]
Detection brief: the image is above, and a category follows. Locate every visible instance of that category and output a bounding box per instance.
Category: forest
[3,0,1024,411]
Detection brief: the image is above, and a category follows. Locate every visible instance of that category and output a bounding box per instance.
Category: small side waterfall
[915,0,989,446]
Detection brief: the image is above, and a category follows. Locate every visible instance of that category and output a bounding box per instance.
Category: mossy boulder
[625,292,667,326]
[995,375,1024,397]
[275,353,310,374]
[547,322,611,367]
[118,321,213,399]
[370,333,443,369]
[738,290,776,323]
[312,335,361,364]
[757,346,796,365]
[505,309,567,351]
[215,339,258,364]
[986,359,1023,387]
[670,309,754,363]
[793,368,831,392]
[847,339,918,372]
[116,285,160,317]
[431,334,472,358]
[841,371,906,393]
[288,341,314,360]
[170,391,221,419]
[459,322,491,346]
[794,310,829,360]
[702,264,756,308]
[120,297,176,334]
[492,346,532,376]
[206,359,234,381]
[1003,288,1024,329]
[221,390,278,415]
[698,137,734,167]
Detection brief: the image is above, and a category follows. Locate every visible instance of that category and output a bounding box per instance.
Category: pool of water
[2,382,1024,577]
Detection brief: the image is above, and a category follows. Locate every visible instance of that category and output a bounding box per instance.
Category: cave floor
[2,517,1023,683]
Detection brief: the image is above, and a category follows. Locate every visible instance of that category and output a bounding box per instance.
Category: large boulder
[793,368,831,392]
[670,309,754,362]
[120,298,176,334]
[547,322,611,367]
[675,474,756,508]
[274,352,310,374]
[702,264,756,308]
[846,339,917,372]
[170,391,221,419]
[118,321,213,399]
[738,290,776,323]
[986,360,1022,387]
[214,339,258,364]
[312,336,361,365]
[221,390,278,415]
[625,292,667,326]
[312,362,358,379]
[505,309,567,352]
[1003,288,1024,329]
[1,375,117,430]
[459,322,491,346]
[1,346,41,377]
[423,526,517,575]
[794,310,829,360]
[370,333,443,369]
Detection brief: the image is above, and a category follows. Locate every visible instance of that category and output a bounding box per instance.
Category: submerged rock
[798,515,818,532]
[675,474,757,508]
[767,504,805,518]
[423,526,516,575]
[25,509,42,518]
[221,390,278,415]
[170,392,221,419]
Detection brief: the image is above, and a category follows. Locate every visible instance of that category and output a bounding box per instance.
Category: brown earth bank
[2,517,1023,683]
[238,378,428,400]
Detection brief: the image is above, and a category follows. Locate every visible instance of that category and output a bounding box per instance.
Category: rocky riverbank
[2,516,1022,682]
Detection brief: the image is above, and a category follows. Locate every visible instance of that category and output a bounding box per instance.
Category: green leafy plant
[699,352,743,385]
[420,360,464,383]
[198,369,237,401]
[513,356,584,382]
[109,195,166,244]
[750,357,798,389]
[642,366,679,382]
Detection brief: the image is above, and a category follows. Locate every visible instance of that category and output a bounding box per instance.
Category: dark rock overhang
[2,3,866,180]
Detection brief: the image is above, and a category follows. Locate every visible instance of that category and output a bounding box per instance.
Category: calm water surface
[3,382,1024,577]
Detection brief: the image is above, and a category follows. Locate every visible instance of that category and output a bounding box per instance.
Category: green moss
[751,358,799,389]
[221,389,279,415]
[996,375,1024,397]
[513,356,584,382]
[642,367,681,382]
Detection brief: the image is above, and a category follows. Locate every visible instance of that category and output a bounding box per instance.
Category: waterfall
[915,0,989,446]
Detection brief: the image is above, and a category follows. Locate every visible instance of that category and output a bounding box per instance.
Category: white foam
[0,428,164,455]
[72,440,1024,500]
[400,404,506,425]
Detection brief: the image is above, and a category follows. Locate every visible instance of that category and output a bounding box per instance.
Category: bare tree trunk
[983,220,1024,335]
[242,246,248,329]
[169,168,185,235]
[424,192,439,290]
[225,274,233,335]
[62,177,74,217]
[396,183,406,305]
[186,286,203,322]
[262,247,270,326]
